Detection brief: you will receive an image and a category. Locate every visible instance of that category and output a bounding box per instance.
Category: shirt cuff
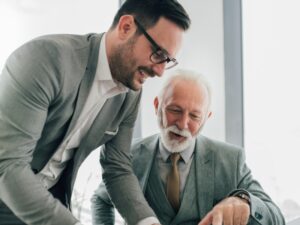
[136,216,160,225]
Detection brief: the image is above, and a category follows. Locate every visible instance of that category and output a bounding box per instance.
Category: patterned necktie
[166,153,181,212]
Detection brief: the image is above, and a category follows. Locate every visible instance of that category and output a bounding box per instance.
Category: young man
[91,70,285,225]
[0,1,190,224]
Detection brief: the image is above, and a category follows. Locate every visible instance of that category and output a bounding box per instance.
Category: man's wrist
[231,190,251,205]
[233,192,251,205]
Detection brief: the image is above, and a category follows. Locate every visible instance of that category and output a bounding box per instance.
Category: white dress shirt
[36,33,128,191]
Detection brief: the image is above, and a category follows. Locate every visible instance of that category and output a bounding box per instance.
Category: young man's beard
[109,37,139,91]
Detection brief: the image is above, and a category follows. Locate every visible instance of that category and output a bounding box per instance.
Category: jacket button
[255,212,263,220]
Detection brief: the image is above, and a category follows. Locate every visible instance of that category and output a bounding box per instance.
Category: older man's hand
[198,196,250,225]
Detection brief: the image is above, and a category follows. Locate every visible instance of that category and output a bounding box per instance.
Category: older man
[91,70,285,225]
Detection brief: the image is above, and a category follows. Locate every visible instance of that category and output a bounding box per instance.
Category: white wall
[243,0,300,220]
[0,0,118,69]
[141,0,226,141]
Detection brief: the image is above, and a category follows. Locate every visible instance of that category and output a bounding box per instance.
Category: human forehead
[162,80,207,110]
[146,17,183,57]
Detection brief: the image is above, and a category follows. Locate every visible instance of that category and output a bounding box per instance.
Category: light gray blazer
[92,134,285,225]
[0,33,149,225]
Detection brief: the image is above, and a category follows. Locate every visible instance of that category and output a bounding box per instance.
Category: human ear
[154,97,159,114]
[207,111,212,119]
[116,15,136,40]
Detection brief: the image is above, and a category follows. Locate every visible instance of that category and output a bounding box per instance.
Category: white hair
[158,69,212,110]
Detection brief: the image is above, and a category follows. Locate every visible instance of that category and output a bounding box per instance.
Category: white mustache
[166,125,192,138]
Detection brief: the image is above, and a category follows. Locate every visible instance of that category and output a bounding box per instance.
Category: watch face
[236,193,250,205]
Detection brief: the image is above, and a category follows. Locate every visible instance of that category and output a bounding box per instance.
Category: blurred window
[242,0,300,221]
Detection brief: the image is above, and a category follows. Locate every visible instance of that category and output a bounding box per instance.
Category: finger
[240,204,250,225]
[212,209,223,225]
[198,211,213,225]
[222,205,233,225]
[233,208,242,225]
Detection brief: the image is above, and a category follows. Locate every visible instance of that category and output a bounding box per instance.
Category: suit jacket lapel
[133,136,158,193]
[70,94,126,190]
[137,135,214,223]
[79,94,126,155]
[64,33,103,138]
[195,135,214,220]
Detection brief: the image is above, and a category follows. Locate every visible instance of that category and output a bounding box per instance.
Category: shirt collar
[158,137,196,164]
[95,33,128,95]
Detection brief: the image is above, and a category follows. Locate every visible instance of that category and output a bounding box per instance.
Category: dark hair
[110,0,190,31]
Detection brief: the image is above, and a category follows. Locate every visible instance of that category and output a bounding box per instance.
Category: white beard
[160,125,194,153]
[157,106,195,153]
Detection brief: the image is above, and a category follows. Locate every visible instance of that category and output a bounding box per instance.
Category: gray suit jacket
[0,33,151,225]
[92,134,285,225]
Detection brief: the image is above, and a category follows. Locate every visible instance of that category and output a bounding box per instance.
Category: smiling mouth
[138,69,148,84]
[169,131,187,142]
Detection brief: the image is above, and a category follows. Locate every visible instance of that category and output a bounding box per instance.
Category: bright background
[1,0,299,224]
[243,0,300,220]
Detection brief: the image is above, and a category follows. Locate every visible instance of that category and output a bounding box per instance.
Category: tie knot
[170,153,181,165]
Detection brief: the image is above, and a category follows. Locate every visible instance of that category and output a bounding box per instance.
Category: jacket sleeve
[91,182,115,225]
[234,149,286,225]
[100,90,157,225]
[0,40,79,225]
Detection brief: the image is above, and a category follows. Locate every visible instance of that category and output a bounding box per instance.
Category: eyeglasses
[134,18,178,70]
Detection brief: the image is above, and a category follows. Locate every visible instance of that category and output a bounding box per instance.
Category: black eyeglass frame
[134,18,178,70]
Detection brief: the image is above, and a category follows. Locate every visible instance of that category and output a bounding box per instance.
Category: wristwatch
[234,191,251,205]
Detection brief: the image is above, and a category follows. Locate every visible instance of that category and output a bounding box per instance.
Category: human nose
[176,113,189,130]
[152,62,167,77]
